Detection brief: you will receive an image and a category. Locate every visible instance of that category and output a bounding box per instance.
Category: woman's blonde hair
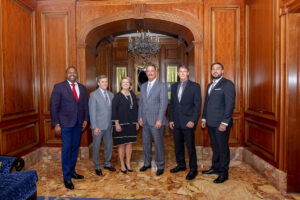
[119,76,133,91]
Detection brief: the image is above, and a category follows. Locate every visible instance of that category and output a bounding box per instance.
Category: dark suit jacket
[202,77,236,127]
[169,80,202,129]
[50,80,89,127]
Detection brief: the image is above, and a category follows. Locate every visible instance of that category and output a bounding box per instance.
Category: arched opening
[77,11,204,146]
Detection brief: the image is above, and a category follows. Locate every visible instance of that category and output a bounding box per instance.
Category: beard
[211,74,222,80]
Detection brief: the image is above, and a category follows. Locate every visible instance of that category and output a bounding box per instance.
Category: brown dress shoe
[95,169,103,176]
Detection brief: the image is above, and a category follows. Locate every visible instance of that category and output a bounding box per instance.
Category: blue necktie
[147,82,152,97]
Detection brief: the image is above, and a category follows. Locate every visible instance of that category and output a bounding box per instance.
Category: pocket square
[214,88,222,90]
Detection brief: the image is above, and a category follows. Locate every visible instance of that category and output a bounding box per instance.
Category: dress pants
[173,127,197,172]
[60,122,82,181]
[142,123,165,170]
[208,126,230,175]
[92,127,112,170]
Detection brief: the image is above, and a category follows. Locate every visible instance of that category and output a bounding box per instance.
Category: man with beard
[50,66,89,190]
[201,62,236,184]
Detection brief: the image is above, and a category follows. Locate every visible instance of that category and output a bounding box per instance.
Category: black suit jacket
[169,80,202,129]
[50,80,89,127]
[202,77,236,127]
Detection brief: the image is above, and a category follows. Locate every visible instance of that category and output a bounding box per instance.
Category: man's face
[146,65,157,81]
[98,78,108,90]
[211,64,224,79]
[178,67,189,82]
[66,68,78,83]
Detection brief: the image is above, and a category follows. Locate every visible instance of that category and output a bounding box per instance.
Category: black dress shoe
[186,171,198,180]
[120,169,127,174]
[125,164,133,172]
[104,166,116,172]
[71,173,84,179]
[213,174,228,184]
[156,169,164,176]
[64,180,74,190]
[95,169,103,176]
[139,165,151,172]
[170,166,187,173]
[202,168,219,175]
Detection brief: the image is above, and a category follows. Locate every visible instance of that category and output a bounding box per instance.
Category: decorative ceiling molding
[132,4,146,19]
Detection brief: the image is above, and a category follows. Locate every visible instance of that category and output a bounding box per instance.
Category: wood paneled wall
[0,0,39,155]
[36,0,78,146]
[245,0,281,167]
[203,0,245,147]
[280,0,300,192]
[1,0,299,191]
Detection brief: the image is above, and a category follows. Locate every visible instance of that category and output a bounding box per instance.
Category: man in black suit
[169,65,202,180]
[201,62,236,183]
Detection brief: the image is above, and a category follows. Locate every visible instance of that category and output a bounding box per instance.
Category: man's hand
[218,124,227,132]
[82,121,88,130]
[93,128,101,136]
[54,124,61,136]
[201,121,206,128]
[138,118,143,127]
[186,121,195,128]
[136,123,139,131]
[169,122,175,130]
[155,120,162,129]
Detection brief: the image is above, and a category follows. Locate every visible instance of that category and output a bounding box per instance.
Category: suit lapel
[210,77,225,96]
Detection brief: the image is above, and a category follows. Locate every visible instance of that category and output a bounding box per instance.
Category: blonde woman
[112,77,139,173]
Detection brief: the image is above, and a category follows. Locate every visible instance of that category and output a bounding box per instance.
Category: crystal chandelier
[128,30,160,59]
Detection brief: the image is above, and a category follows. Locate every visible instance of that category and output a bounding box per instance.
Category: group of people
[50,62,236,190]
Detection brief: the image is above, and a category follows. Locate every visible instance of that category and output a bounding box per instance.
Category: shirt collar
[212,76,223,84]
[67,80,78,85]
[148,78,157,85]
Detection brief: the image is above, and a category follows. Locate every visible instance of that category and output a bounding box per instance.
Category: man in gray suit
[138,64,168,176]
[89,75,116,176]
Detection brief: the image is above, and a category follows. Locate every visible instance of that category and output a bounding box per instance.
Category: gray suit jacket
[89,88,114,130]
[138,79,168,126]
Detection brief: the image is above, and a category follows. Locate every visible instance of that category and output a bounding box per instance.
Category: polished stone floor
[29,129,296,199]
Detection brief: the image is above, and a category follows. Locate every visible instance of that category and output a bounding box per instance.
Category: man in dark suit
[50,66,89,190]
[138,63,168,176]
[201,62,236,184]
[169,65,202,180]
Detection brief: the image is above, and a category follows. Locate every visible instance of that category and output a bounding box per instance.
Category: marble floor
[29,129,297,199]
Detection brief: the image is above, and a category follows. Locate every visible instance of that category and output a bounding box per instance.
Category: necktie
[71,83,78,102]
[104,90,109,105]
[178,83,183,102]
[147,82,152,97]
[208,82,217,95]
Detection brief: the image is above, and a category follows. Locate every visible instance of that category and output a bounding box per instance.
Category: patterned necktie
[147,82,152,97]
[208,81,217,95]
[178,83,183,102]
[104,90,109,105]
[71,83,78,102]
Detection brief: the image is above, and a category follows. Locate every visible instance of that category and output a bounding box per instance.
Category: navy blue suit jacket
[50,80,89,127]
[202,77,236,127]
[169,80,202,129]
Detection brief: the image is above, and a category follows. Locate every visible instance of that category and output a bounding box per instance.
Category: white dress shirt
[67,80,80,98]
[99,88,110,105]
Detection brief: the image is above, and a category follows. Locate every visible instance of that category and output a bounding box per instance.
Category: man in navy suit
[50,66,89,190]
[201,62,236,184]
[169,65,202,180]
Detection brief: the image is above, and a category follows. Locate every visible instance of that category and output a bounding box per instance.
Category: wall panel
[41,11,71,114]
[0,0,37,121]
[0,120,39,155]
